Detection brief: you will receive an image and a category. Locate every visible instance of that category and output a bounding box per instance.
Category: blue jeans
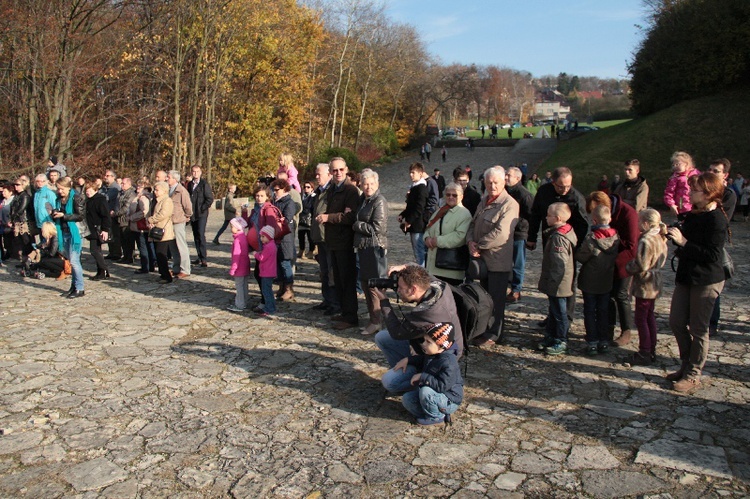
[376,329,415,393]
[137,232,156,272]
[403,387,459,420]
[510,240,526,293]
[583,291,610,344]
[410,232,426,266]
[62,232,83,291]
[278,258,294,284]
[260,277,276,313]
[546,296,569,341]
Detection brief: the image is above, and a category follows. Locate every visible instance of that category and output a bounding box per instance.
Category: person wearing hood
[614,159,649,212]
[576,204,620,356]
[399,163,429,266]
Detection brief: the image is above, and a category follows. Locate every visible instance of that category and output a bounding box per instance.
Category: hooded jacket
[576,226,619,294]
[538,223,578,297]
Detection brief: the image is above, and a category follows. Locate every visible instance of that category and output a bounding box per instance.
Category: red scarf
[426,204,452,229]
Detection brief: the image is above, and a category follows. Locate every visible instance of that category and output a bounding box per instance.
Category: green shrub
[373,127,399,156]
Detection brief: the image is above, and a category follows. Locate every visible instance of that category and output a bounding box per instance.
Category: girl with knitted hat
[227,217,250,312]
[253,225,278,317]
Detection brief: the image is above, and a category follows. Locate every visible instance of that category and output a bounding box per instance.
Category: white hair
[444,182,463,195]
[507,167,522,179]
[360,168,379,184]
[484,166,506,180]
[168,170,181,181]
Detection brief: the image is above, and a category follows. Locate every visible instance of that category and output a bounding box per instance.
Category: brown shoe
[279,284,295,301]
[472,336,496,348]
[672,376,701,394]
[665,362,687,381]
[176,272,190,279]
[613,330,632,347]
[506,291,521,303]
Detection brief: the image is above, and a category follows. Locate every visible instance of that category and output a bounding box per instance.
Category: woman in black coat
[666,172,728,394]
[271,179,297,301]
[84,182,112,280]
[353,169,388,336]
[398,163,429,266]
[9,178,35,263]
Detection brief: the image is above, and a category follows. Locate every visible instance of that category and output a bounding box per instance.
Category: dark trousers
[36,256,65,278]
[108,224,122,258]
[89,238,108,274]
[331,248,358,324]
[155,241,172,281]
[583,291,610,344]
[635,297,657,354]
[608,275,635,338]
[214,219,231,242]
[11,232,33,261]
[121,226,135,260]
[480,270,510,341]
[547,296,569,341]
[191,215,208,261]
[315,242,339,310]
[298,228,314,253]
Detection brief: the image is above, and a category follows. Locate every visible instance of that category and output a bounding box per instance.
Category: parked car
[442,129,457,139]
[576,126,600,132]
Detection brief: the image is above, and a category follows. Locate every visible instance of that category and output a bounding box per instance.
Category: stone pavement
[1,144,749,497]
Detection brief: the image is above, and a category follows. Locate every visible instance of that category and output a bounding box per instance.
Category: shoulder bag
[434,217,470,271]
[149,226,165,241]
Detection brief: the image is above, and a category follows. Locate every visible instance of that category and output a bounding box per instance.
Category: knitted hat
[260,225,275,240]
[230,217,247,231]
[426,322,455,350]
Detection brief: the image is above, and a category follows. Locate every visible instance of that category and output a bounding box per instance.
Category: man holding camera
[372,264,463,393]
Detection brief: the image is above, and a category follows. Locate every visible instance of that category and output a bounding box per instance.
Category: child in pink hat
[227,217,250,312]
[254,225,278,316]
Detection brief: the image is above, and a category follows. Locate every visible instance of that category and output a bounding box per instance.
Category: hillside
[539,88,750,204]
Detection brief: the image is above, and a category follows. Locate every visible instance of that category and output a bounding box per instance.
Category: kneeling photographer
[371,264,463,393]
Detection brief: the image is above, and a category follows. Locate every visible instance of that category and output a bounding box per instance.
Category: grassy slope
[539,88,750,205]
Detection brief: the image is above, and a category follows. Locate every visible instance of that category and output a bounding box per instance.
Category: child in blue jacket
[394,322,464,426]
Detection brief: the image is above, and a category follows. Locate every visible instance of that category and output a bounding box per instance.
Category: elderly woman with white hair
[147,181,175,284]
[467,166,520,347]
[352,168,388,335]
[424,182,473,285]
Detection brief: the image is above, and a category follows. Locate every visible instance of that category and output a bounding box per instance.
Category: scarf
[55,192,82,253]
[426,204,452,229]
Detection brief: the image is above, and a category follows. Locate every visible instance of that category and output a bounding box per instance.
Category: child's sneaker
[597,341,609,353]
[536,335,555,351]
[545,341,568,356]
[252,305,265,314]
[585,343,598,356]
[34,272,46,279]
[226,305,245,313]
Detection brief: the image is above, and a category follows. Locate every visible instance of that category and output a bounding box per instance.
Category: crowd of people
[0,150,737,424]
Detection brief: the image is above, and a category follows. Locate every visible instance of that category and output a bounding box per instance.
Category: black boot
[90,270,110,281]
[62,284,75,297]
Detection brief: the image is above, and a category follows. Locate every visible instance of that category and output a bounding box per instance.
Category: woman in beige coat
[467,166,519,346]
[147,181,175,283]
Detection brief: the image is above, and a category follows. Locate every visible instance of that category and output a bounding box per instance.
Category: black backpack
[449,282,495,354]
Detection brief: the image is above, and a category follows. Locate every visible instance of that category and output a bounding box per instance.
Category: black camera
[668,220,683,229]
[368,271,400,290]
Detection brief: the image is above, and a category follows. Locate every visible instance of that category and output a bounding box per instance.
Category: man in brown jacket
[467,166,519,346]
[167,170,193,278]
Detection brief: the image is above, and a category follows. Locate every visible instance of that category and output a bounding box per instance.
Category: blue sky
[384,0,647,79]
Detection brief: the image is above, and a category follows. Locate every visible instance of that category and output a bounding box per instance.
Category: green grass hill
[539,88,750,205]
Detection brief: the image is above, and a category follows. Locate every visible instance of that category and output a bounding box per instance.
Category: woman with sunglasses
[423,183,472,286]
[298,182,316,258]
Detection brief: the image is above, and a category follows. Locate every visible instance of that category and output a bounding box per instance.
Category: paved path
[1,143,749,497]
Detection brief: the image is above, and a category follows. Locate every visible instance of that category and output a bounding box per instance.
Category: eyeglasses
[444,193,458,198]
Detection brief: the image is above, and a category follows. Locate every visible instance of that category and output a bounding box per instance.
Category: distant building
[534,89,571,121]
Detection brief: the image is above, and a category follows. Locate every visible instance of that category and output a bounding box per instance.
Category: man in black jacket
[453,166,480,216]
[399,163,429,266]
[316,158,360,329]
[187,165,214,268]
[527,167,589,321]
[100,170,121,260]
[505,166,534,303]
[310,163,340,315]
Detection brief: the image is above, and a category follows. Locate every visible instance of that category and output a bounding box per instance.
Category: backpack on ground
[449,282,494,353]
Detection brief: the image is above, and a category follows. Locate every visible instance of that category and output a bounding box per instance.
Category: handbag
[136,218,149,232]
[63,257,72,275]
[434,217,470,271]
[149,226,165,241]
[721,247,734,280]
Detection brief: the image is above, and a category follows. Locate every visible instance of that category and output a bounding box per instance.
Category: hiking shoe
[597,342,609,353]
[536,336,555,351]
[585,344,598,356]
[625,351,653,366]
[416,416,445,426]
[672,376,701,394]
[545,341,568,356]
